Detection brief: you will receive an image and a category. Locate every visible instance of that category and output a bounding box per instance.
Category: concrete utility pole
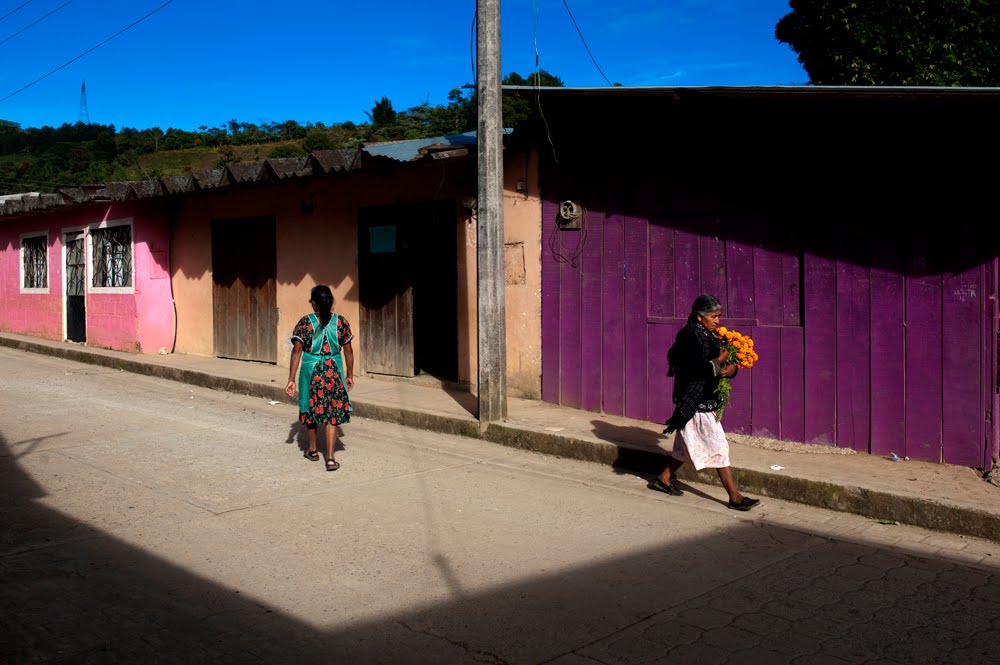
[476,0,507,425]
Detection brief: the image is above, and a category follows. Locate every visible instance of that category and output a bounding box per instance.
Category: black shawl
[664,319,732,432]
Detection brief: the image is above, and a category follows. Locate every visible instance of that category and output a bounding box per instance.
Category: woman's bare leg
[306,425,318,454]
[325,425,338,467]
[658,457,684,484]
[717,467,743,502]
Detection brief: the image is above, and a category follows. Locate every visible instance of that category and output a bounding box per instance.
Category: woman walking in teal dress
[285,285,354,471]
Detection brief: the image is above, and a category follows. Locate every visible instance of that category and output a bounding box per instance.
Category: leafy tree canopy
[0,70,564,194]
[776,0,1000,85]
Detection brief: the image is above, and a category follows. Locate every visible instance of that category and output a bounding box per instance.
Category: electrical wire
[547,206,587,268]
[0,0,73,48]
[532,0,557,163]
[0,0,176,104]
[0,1,34,24]
[560,0,613,86]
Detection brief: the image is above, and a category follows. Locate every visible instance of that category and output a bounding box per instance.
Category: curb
[3,335,998,543]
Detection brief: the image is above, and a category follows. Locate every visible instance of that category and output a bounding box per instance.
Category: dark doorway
[211,216,278,363]
[65,231,86,343]
[359,201,459,381]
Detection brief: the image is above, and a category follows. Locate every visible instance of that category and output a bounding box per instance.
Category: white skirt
[671,411,730,470]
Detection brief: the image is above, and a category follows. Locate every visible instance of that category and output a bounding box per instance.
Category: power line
[560,0,613,86]
[0,1,35,24]
[0,0,73,48]
[0,0,176,104]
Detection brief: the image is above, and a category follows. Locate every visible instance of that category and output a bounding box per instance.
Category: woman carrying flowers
[648,294,760,511]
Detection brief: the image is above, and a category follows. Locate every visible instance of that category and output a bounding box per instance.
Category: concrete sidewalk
[2,331,998,543]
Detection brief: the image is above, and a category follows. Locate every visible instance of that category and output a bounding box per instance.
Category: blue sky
[0,0,806,131]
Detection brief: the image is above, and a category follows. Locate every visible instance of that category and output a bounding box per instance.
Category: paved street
[2,347,999,665]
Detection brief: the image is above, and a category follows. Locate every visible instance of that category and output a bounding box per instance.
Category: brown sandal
[326,458,340,471]
[304,449,319,461]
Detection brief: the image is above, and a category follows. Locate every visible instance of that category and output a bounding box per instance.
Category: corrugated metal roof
[362,129,510,162]
[362,131,479,162]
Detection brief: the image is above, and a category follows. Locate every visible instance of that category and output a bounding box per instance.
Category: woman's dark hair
[688,294,722,322]
[310,285,334,325]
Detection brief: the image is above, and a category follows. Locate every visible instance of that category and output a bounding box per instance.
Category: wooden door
[65,231,86,343]
[359,206,415,377]
[211,216,278,363]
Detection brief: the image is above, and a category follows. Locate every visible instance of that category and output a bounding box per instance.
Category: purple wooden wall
[541,198,995,467]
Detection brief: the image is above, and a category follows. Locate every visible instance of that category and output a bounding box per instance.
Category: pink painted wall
[0,217,63,340]
[0,203,175,354]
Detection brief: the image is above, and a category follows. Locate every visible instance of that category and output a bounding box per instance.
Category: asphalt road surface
[1,348,998,664]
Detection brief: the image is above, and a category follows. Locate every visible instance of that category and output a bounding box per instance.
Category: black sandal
[728,497,761,511]
[303,450,319,461]
[326,458,340,471]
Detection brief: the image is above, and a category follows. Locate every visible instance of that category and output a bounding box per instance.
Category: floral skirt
[300,357,351,426]
[670,411,730,470]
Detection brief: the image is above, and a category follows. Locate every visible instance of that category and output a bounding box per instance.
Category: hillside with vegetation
[0,71,561,196]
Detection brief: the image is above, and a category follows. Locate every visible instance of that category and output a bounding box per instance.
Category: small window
[20,234,48,291]
[91,224,133,289]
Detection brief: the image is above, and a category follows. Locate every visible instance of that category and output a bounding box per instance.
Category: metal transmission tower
[78,80,90,124]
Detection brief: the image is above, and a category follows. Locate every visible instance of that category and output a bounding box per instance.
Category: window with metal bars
[21,235,47,289]
[91,225,132,288]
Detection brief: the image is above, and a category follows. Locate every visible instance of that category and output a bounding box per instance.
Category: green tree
[775,0,1000,85]
[268,144,308,158]
[365,96,398,127]
[303,128,334,152]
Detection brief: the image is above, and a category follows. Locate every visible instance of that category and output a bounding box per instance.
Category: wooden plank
[602,203,626,416]
[624,211,648,420]
[700,218,727,307]
[394,281,412,377]
[541,199,562,403]
[648,222,674,319]
[557,220,583,409]
[988,257,999,471]
[211,217,277,363]
[753,242,784,326]
[942,258,984,466]
[725,231,755,321]
[647,219,675,423]
[869,238,905,457]
[580,202,604,412]
[780,327,805,441]
[674,225,700,319]
[749,326,780,439]
[904,234,943,461]
[836,251,871,452]
[803,249,837,444]
[783,228,803,327]
[647,322,678,424]
[723,324,753,435]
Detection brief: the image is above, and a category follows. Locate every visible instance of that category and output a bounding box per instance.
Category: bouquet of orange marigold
[714,326,759,420]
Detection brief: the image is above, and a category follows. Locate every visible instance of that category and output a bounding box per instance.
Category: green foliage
[714,377,733,421]
[776,0,1000,85]
[215,145,240,169]
[0,69,563,194]
[365,96,398,127]
[268,144,308,159]
[302,128,334,152]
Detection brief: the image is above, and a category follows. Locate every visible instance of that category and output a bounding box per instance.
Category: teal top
[297,312,345,413]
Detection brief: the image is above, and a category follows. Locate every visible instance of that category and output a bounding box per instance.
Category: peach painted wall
[0,203,175,353]
[169,154,543,398]
[172,163,471,372]
[458,147,543,398]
